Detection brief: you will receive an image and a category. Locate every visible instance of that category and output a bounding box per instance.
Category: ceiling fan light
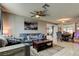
[35,15,40,18]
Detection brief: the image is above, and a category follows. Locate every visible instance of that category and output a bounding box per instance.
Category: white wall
[63,24,75,32]
[53,25,58,44]
[8,14,47,37]
[3,13,59,44]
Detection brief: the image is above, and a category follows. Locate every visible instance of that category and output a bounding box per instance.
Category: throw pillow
[27,36,30,40]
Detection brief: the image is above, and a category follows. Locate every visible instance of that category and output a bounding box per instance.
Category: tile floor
[53,41,79,56]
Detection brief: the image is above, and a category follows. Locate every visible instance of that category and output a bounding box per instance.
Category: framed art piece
[24,21,38,30]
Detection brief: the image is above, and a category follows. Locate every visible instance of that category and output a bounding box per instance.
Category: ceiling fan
[30,4,50,18]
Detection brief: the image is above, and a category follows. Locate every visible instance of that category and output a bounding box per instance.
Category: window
[63,24,74,34]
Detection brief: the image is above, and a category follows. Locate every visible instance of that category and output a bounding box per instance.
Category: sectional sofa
[0,33,46,47]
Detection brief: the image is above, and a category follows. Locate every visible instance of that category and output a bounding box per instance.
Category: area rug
[30,45,64,56]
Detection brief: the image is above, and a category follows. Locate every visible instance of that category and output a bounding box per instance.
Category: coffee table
[32,40,53,52]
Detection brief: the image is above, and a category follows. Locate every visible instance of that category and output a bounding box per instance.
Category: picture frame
[24,21,38,30]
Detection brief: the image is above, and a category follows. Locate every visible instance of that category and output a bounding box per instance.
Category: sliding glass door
[63,24,75,34]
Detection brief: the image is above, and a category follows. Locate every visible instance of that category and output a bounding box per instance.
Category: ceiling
[1,3,79,23]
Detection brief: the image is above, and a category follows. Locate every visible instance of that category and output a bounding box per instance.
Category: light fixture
[30,4,50,17]
[62,21,65,23]
[35,15,40,18]
[77,27,79,30]
[57,18,71,22]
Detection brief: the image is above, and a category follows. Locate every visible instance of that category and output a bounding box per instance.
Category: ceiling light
[30,4,50,17]
[77,27,79,30]
[35,15,40,18]
[57,18,71,22]
[62,21,65,23]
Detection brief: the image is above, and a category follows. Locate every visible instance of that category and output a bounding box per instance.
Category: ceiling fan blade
[31,15,34,17]
[46,14,50,16]
[30,12,35,14]
[30,4,50,17]
[42,4,50,9]
[34,11,38,13]
[31,15,35,17]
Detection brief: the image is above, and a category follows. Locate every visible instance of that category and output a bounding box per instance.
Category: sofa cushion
[7,37,21,45]
[27,36,30,40]
[24,40,32,43]
[30,35,39,40]
[19,33,45,43]
[38,34,44,39]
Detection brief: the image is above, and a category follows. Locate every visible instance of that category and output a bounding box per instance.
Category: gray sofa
[19,33,46,43]
[0,33,46,47]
